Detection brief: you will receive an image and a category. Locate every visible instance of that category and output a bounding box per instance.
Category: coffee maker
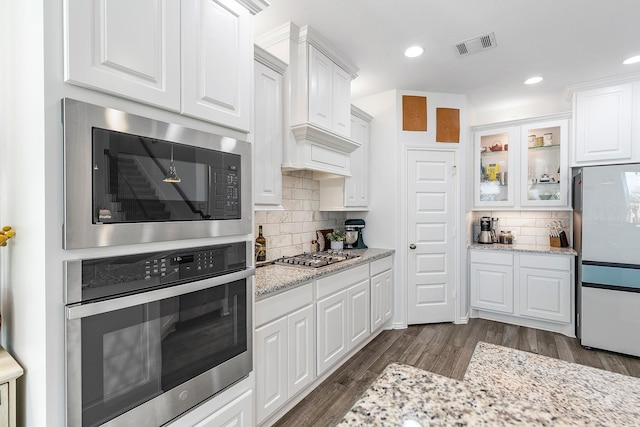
[344,219,367,249]
[478,217,493,244]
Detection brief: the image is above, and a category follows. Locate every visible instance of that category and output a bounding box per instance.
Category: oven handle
[66,268,254,320]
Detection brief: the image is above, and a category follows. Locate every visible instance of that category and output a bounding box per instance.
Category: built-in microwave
[62,98,252,249]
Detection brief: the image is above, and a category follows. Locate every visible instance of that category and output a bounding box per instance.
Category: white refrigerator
[573,164,640,357]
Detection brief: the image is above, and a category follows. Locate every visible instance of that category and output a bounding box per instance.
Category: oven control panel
[68,242,247,303]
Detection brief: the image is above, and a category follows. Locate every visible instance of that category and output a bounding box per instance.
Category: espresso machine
[344,219,367,249]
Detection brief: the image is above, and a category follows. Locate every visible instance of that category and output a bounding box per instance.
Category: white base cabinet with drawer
[255,283,314,424]
[469,249,575,336]
[256,254,394,426]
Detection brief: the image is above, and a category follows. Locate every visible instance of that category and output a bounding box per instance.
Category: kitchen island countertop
[469,242,577,256]
[255,248,394,299]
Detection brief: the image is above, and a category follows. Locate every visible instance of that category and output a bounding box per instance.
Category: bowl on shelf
[539,194,553,200]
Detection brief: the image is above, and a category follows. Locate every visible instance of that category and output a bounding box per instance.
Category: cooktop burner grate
[275,251,360,268]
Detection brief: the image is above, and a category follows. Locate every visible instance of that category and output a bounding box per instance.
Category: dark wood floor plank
[554,334,576,363]
[518,326,539,354]
[598,351,632,376]
[274,319,640,426]
[536,329,559,359]
[501,324,520,349]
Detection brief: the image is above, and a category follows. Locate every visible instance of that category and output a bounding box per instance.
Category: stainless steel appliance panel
[62,98,252,249]
[65,243,252,427]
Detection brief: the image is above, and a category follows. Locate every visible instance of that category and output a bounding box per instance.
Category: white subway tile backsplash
[471,210,572,247]
[254,171,346,261]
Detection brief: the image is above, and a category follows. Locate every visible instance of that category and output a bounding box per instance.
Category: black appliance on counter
[345,219,367,249]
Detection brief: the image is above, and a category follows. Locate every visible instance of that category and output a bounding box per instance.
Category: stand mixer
[344,219,367,249]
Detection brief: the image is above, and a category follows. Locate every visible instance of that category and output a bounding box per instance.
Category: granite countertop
[254,248,394,299]
[469,242,577,256]
[338,342,640,426]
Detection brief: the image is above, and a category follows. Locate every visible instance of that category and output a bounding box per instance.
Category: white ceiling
[254,0,640,123]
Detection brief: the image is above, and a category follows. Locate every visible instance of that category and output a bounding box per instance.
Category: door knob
[409,244,416,250]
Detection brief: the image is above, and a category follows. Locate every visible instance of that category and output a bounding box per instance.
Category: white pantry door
[407,149,457,324]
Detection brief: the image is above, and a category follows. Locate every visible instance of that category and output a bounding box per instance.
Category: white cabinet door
[573,84,633,165]
[287,305,314,397]
[181,0,252,131]
[255,317,288,423]
[474,127,519,208]
[470,263,514,314]
[519,268,571,323]
[332,65,352,137]
[64,0,181,110]
[371,269,392,332]
[344,113,369,207]
[194,390,253,427]
[254,60,283,206]
[316,289,348,375]
[308,45,333,131]
[348,279,370,349]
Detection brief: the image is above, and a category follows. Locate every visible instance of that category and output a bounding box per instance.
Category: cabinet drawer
[520,254,571,271]
[470,250,513,266]
[316,264,369,299]
[256,283,313,327]
[370,256,392,276]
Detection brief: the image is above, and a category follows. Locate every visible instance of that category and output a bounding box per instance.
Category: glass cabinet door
[520,119,569,207]
[474,127,518,207]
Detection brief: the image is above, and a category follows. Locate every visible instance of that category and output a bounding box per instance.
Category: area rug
[337,342,640,426]
[464,342,640,426]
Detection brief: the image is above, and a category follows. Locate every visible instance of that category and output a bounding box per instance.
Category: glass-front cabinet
[520,119,569,207]
[473,114,570,209]
[474,127,519,207]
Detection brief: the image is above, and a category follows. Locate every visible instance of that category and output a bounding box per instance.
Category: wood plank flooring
[273,318,640,427]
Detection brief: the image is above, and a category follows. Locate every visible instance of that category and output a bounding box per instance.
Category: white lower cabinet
[469,249,574,335]
[255,256,394,425]
[370,256,393,332]
[316,264,370,375]
[255,284,314,424]
[470,251,514,314]
[519,254,571,323]
[193,390,253,427]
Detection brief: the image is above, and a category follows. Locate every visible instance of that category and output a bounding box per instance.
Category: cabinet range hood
[256,22,360,176]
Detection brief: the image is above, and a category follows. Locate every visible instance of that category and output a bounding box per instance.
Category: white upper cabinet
[253,47,286,208]
[65,0,259,132]
[318,106,372,211]
[570,82,636,166]
[64,0,181,110]
[256,23,360,175]
[181,0,252,131]
[472,114,570,210]
[306,45,352,138]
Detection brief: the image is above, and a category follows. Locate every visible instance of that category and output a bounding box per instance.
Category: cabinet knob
[409,244,416,250]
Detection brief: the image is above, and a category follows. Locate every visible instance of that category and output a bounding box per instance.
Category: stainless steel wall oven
[64,242,252,427]
[62,98,252,249]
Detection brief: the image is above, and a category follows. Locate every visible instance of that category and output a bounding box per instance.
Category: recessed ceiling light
[404,46,424,58]
[623,55,640,65]
[524,76,543,85]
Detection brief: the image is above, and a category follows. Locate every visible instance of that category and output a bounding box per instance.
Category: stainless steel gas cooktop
[275,251,360,268]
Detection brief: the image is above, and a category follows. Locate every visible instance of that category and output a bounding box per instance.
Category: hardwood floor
[273,318,640,427]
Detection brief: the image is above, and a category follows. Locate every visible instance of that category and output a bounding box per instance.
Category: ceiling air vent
[454,32,497,57]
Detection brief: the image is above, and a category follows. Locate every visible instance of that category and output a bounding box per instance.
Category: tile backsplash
[254,170,347,260]
[471,210,572,245]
